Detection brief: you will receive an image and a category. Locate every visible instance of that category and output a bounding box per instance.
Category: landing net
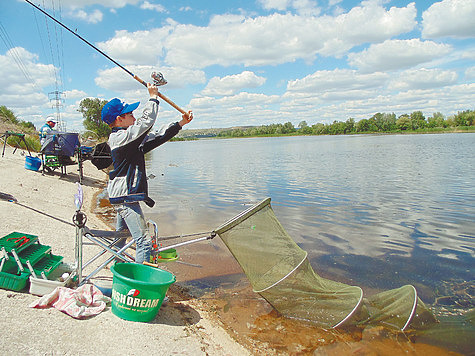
[215,198,436,330]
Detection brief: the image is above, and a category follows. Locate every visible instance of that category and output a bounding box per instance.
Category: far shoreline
[175,125,475,141]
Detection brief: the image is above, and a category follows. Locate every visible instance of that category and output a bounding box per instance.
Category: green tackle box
[0,232,64,291]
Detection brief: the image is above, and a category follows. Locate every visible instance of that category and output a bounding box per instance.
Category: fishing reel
[151,72,167,86]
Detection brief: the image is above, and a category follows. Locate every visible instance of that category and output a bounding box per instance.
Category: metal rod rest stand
[1,131,32,157]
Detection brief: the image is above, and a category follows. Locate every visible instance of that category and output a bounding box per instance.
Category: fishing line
[0,192,74,227]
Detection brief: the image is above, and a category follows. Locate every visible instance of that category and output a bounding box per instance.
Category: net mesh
[215,198,437,330]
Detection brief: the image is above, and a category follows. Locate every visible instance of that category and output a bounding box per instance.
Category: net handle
[214,197,271,235]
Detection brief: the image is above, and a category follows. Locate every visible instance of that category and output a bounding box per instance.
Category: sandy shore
[0,144,249,356]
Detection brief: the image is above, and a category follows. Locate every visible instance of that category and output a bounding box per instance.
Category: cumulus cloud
[258,0,320,15]
[348,39,452,72]
[461,48,475,61]
[202,71,266,96]
[64,89,88,99]
[97,27,173,65]
[422,0,475,39]
[465,66,475,80]
[282,83,475,124]
[0,47,92,130]
[287,69,388,93]
[164,2,416,68]
[69,9,103,24]
[0,47,54,99]
[140,1,166,13]
[258,0,291,11]
[189,92,282,127]
[388,68,458,90]
[81,2,417,69]
[187,81,475,128]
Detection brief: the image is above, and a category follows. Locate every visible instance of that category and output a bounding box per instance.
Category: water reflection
[146,133,474,295]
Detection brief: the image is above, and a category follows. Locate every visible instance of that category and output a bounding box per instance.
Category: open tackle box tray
[29,254,63,279]
[0,232,38,253]
[0,232,63,291]
[19,244,52,266]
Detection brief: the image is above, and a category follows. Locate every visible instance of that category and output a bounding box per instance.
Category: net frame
[216,198,364,328]
[215,198,437,331]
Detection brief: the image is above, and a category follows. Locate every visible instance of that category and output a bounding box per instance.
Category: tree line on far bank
[216,110,475,138]
[1,100,474,145]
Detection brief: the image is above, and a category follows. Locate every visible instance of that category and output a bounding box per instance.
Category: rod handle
[157,92,186,115]
[134,75,147,87]
[143,261,159,268]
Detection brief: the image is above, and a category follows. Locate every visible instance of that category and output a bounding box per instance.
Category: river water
[144,133,474,352]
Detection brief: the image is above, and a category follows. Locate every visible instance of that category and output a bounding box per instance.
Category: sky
[0,0,474,132]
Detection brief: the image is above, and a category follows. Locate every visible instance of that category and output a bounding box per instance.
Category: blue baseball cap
[101,98,140,125]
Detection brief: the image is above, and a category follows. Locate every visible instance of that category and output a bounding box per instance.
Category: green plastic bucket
[110,263,175,322]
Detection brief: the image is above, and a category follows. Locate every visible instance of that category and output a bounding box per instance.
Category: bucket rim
[110,263,176,287]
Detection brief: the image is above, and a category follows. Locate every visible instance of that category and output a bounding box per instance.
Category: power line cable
[32,6,56,87]
[51,0,65,90]
[0,20,39,90]
[48,0,66,130]
[38,0,67,130]
[57,0,66,94]
[42,0,60,92]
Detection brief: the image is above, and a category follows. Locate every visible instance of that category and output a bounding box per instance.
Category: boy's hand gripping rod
[24,0,187,115]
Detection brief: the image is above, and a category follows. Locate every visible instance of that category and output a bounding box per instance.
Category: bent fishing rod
[24,0,187,114]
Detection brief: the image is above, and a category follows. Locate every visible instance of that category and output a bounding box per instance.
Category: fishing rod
[24,0,187,114]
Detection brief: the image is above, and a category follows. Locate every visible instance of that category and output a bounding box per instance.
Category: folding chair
[75,222,157,286]
[71,184,216,287]
[41,132,80,177]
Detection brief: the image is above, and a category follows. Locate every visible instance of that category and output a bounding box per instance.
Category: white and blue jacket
[39,123,55,145]
[107,98,181,207]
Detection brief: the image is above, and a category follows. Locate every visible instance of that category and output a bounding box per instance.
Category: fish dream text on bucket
[112,289,160,308]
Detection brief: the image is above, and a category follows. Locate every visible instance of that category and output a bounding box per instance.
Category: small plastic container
[25,156,42,171]
[159,249,177,259]
[29,263,74,296]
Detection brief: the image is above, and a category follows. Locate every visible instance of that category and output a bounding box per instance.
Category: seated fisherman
[39,117,77,166]
[39,117,57,145]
